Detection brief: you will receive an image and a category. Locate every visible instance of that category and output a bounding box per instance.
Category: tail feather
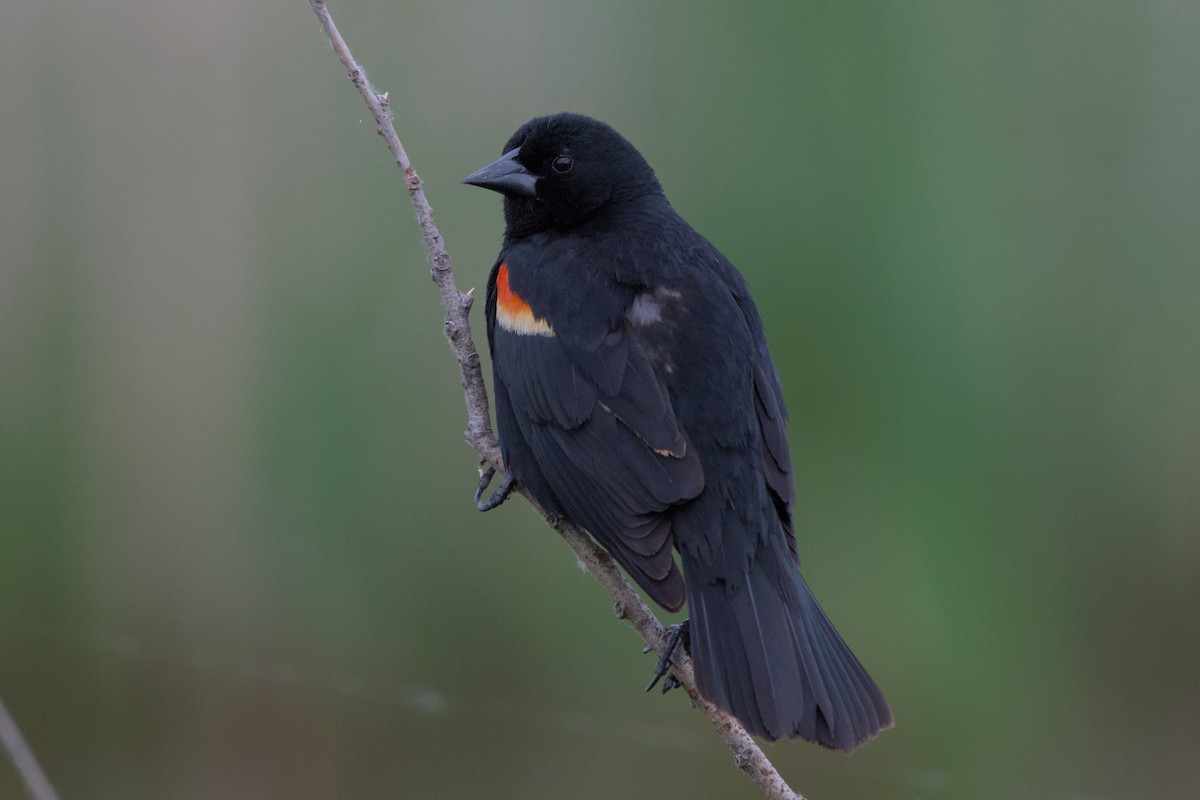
[685,544,893,751]
[731,571,806,738]
[798,585,870,749]
[811,581,894,733]
[692,589,772,737]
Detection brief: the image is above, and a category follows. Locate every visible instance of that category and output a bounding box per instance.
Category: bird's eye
[551,154,574,174]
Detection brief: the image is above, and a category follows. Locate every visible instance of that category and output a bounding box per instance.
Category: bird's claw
[475,465,516,511]
[645,620,690,694]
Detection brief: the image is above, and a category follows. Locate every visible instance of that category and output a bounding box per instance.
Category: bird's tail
[684,543,893,751]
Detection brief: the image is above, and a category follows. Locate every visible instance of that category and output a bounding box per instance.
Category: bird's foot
[474,465,516,511]
[644,619,690,694]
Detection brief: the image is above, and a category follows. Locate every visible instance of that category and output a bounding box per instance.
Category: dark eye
[551,154,574,174]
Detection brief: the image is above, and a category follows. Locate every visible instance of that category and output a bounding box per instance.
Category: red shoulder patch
[496,263,554,336]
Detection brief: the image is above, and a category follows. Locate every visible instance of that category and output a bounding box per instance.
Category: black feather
[474,112,891,749]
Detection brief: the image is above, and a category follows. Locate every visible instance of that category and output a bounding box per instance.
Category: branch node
[405,169,422,190]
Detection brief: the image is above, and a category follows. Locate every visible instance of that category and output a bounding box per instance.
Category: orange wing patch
[496,263,554,337]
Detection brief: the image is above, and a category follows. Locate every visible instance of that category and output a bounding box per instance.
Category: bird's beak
[462,148,538,197]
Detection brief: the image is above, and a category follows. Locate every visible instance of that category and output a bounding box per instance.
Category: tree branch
[307,3,803,798]
[0,696,60,800]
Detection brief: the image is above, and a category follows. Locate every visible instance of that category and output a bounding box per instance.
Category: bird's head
[463,112,662,239]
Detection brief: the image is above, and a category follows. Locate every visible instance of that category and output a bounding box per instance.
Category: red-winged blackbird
[463,113,892,751]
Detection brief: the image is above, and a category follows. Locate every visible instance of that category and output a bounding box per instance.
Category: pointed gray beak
[462,148,538,197]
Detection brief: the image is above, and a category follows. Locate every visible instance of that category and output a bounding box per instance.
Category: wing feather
[491,318,703,611]
[752,351,797,555]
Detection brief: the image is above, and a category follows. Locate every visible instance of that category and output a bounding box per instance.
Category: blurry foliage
[1,1,1198,798]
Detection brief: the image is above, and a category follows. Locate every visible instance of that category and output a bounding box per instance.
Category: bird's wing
[698,264,797,559]
[486,258,703,611]
[750,339,797,556]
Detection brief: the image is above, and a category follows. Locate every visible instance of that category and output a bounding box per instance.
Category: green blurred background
[2,1,1198,798]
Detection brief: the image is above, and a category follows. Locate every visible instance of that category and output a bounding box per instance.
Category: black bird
[463,113,892,750]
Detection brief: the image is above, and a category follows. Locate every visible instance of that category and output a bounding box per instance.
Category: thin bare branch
[0,696,61,800]
[307,3,803,798]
